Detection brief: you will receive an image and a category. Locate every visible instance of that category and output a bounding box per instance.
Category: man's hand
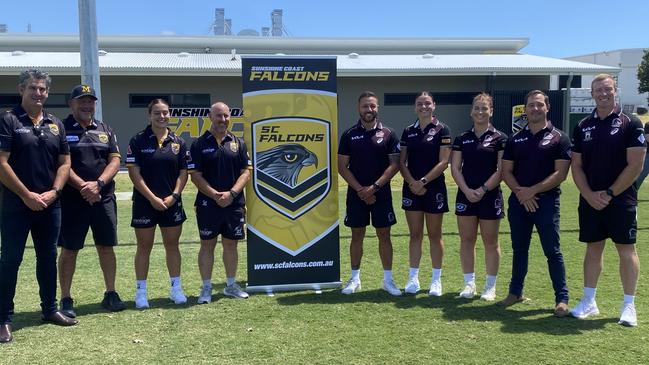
[149,196,168,211]
[583,190,611,211]
[22,191,47,211]
[79,181,101,204]
[408,180,427,196]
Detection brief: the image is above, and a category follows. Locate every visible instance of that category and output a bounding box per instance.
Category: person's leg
[534,195,568,305]
[425,213,444,270]
[58,248,79,299]
[405,211,424,269]
[198,238,218,282]
[479,219,501,278]
[499,195,533,306]
[457,215,478,277]
[31,206,62,317]
[96,246,117,292]
[0,209,31,324]
[161,225,186,304]
[616,244,639,297]
[134,227,155,281]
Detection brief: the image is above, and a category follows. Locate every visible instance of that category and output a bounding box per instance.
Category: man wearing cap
[57,84,125,317]
[0,69,76,344]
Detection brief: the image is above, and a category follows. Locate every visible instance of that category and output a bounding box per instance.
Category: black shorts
[196,203,245,240]
[578,200,637,244]
[401,183,449,214]
[59,196,118,250]
[455,189,504,220]
[131,198,187,228]
[344,188,396,228]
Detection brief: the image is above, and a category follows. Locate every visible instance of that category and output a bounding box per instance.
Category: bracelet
[172,193,181,200]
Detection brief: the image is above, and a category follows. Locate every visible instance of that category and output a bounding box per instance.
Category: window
[129,94,210,108]
[0,93,69,108]
[384,92,476,106]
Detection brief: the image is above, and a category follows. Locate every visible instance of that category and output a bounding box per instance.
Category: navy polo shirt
[572,108,646,206]
[126,126,187,201]
[503,122,571,195]
[188,130,251,208]
[338,119,400,187]
[401,118,452,185]
[452,125,507,189]
[62,115,121,201]
[0,105,69,205]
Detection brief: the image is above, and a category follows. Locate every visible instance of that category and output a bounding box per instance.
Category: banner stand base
[247,281,342,294]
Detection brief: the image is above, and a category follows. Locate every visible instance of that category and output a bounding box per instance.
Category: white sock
[202,279,212,288]
[432,268,442,282]
[486,275,497,288]
[464,272,475,284]
[226,277,235,286]
[409,267,419,279]
[136,280,147,291]
[170,276,182,288]
[583,287,597,303]
[351,269,360,281]
[624,294,635,305]
[383,270,393,282]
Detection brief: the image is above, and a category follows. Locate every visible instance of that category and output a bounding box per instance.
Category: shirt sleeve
[107,125,121,158]
[626,116,647,148]
[451,135,462,151]
[555,133,572,160]
[502,137,515,161]
[496,132,508,152]
[337,130,350,156]
[125,135,138,166]
[238,138,252,170]
[400,127,409,148]
[0,112,14,152]
[387,128,400,154]
[56,119,70,155]
[644,122,649,135]
[571,123,583,153]
[187,138,200,172]
[440,125,452,147]
[178,138,188,170]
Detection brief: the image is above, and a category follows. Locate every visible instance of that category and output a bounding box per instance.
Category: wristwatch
[54,187,62,197]
[97,178,105,189]
[481,184,489,193]
[372,183,380,191]
[172,192,181,201]
[605,188,615,198]
[230,189,239,198]
[420,177,428,184]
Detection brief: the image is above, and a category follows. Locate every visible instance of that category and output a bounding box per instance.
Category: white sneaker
[570,299,599,319]
[480,284,497,301]
[429,280,442,297]
[618,303,638,327]
[224,283,249,299]
[135,290,149,309]
[341,278,361,295]
[458,282,476,299]
[404,277,421,294]
[382,279,402,296]
[197,286,212,304]
[170,287,187,304]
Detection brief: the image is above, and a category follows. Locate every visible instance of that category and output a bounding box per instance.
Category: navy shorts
[578,200,637,244]
[196,202,245,240]
[401,183,449,214]
[131,198,187,228]
[59,196,118,250]
[344,188,396,228]
[455,189,504,220]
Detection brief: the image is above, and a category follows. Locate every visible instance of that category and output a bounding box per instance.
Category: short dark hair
[358,91,378,104]
[525,90,550,109]
[18,68,51,89]
[415,91,435,103]
[147,98,170,114]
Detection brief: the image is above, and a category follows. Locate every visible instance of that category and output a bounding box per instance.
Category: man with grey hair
[0,69,77,344]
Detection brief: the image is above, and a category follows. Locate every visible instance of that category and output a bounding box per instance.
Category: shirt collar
[356,119,382,131]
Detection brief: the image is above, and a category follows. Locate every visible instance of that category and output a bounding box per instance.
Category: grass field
[2,172,648,364]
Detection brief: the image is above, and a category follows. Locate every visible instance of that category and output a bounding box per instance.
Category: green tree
[638,49,649,104]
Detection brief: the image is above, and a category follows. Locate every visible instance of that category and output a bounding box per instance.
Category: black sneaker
[59,297,76,318]
[101,291,126,312]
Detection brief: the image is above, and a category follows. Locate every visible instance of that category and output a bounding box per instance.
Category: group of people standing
[0,69,250,343]
[338,74,644,329]
[0,69,643,344]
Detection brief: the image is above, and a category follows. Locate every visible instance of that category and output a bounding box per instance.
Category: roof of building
[0,34,619,76]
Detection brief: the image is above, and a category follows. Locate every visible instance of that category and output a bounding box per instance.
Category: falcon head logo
[256,144,318,187]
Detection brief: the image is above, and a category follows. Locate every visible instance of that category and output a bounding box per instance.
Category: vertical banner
[242,57,340,292]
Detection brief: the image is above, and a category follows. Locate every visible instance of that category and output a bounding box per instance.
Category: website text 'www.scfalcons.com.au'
[253,260,334,270]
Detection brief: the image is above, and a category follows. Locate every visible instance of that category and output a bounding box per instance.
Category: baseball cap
[70,84,98,100]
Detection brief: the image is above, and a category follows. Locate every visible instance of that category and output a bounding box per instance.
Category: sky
[0,0,646,58]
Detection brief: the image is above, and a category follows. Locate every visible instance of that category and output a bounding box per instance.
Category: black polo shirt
[452,125,507,189]
[338,119,400,187]
[188,130,251,208]
[126,126,187,202]
[0,105,69,205]
[572,108,646,206]
[401,118,452,184]
[503,122,571,195]
[62,115,121,202]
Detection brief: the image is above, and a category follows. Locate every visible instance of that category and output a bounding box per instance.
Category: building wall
[1,73,549,157]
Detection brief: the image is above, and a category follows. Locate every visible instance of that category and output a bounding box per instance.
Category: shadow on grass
[274,290,614,335]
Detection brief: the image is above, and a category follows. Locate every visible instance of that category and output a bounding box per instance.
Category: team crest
[98,133,109,143]
[252,117,331,221]
[229,140,238,153]
[48,124,59,136]
[171,142,180,155]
